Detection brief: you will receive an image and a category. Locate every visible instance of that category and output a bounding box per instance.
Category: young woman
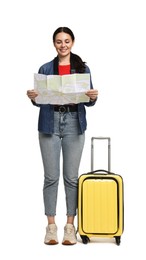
[27,27,98,245]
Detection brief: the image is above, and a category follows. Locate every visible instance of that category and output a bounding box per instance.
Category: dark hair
[53,27,86,73]
[53,27,75,42]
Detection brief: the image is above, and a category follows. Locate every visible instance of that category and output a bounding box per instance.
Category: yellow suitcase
[78,137,124,245]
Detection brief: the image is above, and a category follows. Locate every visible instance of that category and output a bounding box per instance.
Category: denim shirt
[32,59,97,134]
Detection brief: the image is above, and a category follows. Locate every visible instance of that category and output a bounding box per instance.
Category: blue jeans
[39,112,85,216]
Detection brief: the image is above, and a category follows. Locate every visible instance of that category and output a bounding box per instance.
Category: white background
[0,0,146,259]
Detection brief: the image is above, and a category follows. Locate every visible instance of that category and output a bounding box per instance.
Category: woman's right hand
[27,89,38,101]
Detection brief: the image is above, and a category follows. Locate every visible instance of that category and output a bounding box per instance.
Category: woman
[27,27,98,245]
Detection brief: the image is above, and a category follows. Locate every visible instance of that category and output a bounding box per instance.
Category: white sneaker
[44,224,58,245]
[62,224,77,245]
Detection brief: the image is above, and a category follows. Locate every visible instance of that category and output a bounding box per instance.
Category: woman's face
[53,32,74,58]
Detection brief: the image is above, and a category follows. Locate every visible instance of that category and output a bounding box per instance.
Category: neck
[58,54,70,65]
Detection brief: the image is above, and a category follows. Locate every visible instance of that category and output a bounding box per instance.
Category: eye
[56,41,61,44]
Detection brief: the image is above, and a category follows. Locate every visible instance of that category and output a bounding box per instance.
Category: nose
[61,41,66,47]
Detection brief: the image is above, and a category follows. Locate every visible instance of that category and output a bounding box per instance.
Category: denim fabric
[39,111,85,216]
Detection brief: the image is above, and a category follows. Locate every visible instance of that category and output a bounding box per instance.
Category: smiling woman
[26,26,98,246]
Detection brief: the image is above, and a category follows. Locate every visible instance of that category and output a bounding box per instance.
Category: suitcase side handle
[91,137,111,172]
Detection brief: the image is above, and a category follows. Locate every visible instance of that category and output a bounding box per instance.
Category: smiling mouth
[60,48,68,52]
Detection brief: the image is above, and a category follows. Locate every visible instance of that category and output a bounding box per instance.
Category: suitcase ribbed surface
[82,178,118,234]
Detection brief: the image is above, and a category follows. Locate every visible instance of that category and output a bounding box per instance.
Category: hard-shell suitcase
[78,137,124,245]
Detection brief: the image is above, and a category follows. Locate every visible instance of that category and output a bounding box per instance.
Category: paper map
[34,73,90,105]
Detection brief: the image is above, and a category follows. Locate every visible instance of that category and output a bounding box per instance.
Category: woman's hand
[86,89,98,101]
[26,89,38,101]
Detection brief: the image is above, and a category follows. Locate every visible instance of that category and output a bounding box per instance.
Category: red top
[58,64,71,75]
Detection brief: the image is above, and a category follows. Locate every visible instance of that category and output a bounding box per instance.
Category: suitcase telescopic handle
[91,137,111,172]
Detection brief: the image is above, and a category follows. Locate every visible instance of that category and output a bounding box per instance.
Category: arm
[84,65,98,106]
[26,65,46,107]
[27,61,54,107]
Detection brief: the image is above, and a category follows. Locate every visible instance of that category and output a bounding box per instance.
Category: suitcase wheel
[115,236,121,245]
[80,235,90,244]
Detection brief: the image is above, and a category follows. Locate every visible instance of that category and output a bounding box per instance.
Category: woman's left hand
[86,89,98,101]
